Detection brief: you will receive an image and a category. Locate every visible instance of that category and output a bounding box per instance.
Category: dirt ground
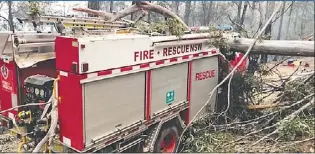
[0,132,19,152]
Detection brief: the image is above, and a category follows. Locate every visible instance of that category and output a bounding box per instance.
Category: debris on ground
[181,57,315,153]
[0,133,19,152]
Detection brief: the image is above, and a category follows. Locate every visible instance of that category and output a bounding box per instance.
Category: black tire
[153,125,179,153]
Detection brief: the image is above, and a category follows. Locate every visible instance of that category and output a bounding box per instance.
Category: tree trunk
[173,1,180,15]
[184,1,191,25]
[201,2,206,25]
[276,2,286,40]
[274,1,286,61]
[285,2,294,39]
[201,2,213,26]
[299,5,306,39]
[147,1,151,23]
[192,1,196,26]
[87,1,100,17]
[237,1,242,21]
[208,1,213,24]
[227,38,314,57]
[260,23,272,63]
[234,2,247,33]
[293,3,299,37]
[130,1,136,20]
[261,1,275,63]
[240,3,248,26]
[7,1,14,32]
[109,1,114,13]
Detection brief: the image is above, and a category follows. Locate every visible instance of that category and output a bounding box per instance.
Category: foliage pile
[134,18,186,37]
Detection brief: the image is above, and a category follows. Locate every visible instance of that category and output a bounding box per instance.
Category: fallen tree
[73,2,314,58]
[227,38,314,57]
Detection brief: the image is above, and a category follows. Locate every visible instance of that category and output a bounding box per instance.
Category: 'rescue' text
[195,69,215,81]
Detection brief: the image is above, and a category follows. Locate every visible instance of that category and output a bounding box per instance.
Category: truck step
[143,122,163,152]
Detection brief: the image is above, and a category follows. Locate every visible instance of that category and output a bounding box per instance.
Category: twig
[279,137,315,149]
[223,94,314,144]
[271,1,294,24]
[176,2,285,152]
[251,97,314,146]
[280,63,301,86]
[265,56,293,72]
[225,72,234,114]
[302,73,314,83]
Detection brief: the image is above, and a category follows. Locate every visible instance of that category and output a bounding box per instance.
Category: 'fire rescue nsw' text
[133,43,203,62]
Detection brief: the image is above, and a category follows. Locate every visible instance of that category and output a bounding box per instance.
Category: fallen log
[227,38,314,57]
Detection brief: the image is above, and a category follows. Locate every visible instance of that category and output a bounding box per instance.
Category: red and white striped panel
[74,50,219,83]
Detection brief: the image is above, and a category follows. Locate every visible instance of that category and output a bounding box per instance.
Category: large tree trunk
[227,38,314,57]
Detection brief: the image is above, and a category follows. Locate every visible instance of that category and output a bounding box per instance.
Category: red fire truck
[0,16,244,153]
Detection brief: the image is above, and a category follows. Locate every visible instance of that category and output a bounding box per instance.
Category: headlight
[35,88,39,95]
[40,89,45,97]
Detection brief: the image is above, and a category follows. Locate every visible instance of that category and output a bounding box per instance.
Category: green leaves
[277,117,314,141]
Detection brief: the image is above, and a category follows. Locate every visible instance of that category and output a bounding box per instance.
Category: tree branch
[271,1,294,24]
[251,97,314,146]
[73,1,189,30]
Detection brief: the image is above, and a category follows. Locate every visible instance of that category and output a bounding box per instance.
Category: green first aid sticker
[166,90,175,105]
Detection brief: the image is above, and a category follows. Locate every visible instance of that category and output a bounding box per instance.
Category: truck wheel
[154,125,179,153]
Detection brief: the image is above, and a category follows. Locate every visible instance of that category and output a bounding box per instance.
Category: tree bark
[285,2,294,39]
[274,1,286,61]
[240,3,248,26]
[147,1,151,23]
[227,38,314,57]
[130,1,136,20]
[109,1,114,13]
[184,1,191,25]
[299,5,306,39]
[173,1,180,15]
[7,1,14,32]
[276,2,286,40]
[87,1,100,17]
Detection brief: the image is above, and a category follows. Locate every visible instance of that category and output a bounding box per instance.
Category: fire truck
[0,15,244,153]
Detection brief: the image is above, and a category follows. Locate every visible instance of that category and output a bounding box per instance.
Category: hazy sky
[0,1,87,17]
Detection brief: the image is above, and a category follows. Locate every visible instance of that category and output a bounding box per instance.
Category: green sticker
[166,90,175,105]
